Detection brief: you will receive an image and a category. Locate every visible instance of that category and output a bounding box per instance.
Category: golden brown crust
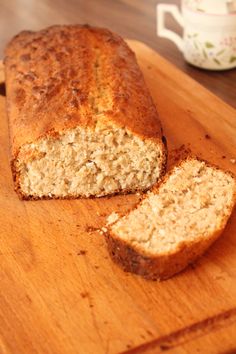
[107,228,236,280]
[4,25,164,157]
[106,229,224,280]
[105,157,236,280]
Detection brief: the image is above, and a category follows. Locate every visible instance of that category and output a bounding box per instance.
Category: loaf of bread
[4,25,166,199]
[106,157,236,280]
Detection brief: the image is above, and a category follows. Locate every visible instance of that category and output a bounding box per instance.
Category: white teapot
[157,0,236,70]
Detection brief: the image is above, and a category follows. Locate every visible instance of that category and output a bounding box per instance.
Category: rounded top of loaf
[4,25,163,154]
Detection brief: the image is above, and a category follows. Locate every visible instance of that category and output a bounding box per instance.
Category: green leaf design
[213,58,221,65]
[193,40,199,50]
[229,56,236,63]
[205,42,214,48]
[203,49,207,59]
[216,49,225,56]
[188,33,199,39]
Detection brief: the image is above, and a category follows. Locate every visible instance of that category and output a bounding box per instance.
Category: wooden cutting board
[0,40,236,354]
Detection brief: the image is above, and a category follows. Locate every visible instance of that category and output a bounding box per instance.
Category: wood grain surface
[0,40,236,354]
[124,308,236,353]
[0,0,236,109]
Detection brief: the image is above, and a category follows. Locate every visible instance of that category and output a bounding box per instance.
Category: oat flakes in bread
[4,25,167,199]
[106,157,236,280]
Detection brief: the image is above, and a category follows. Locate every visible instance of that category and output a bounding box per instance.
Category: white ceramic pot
[156,2,236,70]
[184,0,236,15]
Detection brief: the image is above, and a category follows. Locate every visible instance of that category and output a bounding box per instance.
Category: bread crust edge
[105,228,227,280]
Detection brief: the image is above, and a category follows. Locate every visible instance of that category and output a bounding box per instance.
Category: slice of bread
[106,157,236,280]
[4,25,166,199]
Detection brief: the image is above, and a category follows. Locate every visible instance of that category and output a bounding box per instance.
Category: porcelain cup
[157,1,236,70]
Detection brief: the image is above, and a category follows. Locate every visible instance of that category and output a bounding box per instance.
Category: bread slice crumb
[15,125,166,199]
[105,157,236,280]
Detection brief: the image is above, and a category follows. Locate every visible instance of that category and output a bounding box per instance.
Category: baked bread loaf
[4,25,166,199]
[106,157,236,280]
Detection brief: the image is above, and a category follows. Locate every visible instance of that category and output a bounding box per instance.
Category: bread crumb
[96,211,107,217]
[85,226,99,233]
[107,212,119,226]
[230,159,236,164]
[80,291,89,298]
[77,250,87,255]
[0,82,6,97]
[101,227,108,233]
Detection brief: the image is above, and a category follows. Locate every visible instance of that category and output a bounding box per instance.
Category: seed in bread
[4,25,166,199]
[106,157,236,280]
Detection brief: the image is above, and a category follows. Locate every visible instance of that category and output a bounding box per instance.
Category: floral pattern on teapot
[185,33,236,69]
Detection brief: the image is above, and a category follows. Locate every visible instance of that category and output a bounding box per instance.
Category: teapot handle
[156,4,184,52]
